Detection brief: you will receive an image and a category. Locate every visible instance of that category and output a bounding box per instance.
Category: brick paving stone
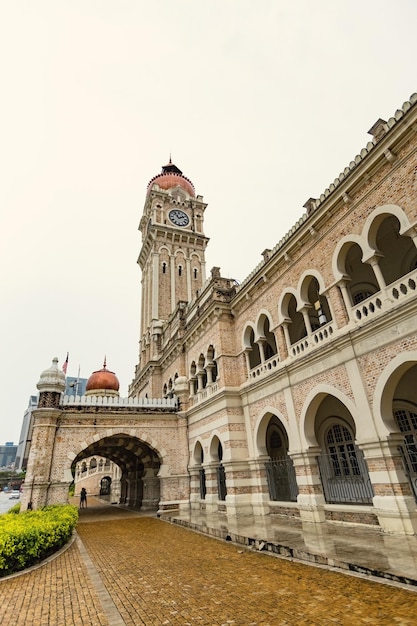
[0,540,109,626]
[2,513,417,626]
[77,517,417,626]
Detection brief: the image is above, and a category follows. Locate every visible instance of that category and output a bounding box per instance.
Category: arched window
[264,418,298,502]
[316,416,373,504]
[394,404,417,500]
[285,294,307,345]
[305,277,332,330]
[376,215,417,284]
[343,243,379,305]
[211,437,226,501]
[325,424,360,477]
[194,442,206,499]
[245,327,261,369]
[260,316,278,360]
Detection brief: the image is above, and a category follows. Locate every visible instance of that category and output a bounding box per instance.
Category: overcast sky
[1,1,417,444]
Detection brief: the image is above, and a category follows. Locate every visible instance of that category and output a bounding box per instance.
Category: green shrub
[7,503,21,515]
[0,504,78,577]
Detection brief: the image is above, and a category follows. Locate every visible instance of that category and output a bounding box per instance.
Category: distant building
[65,376,88,397]
[0,442,17,469]
[15,396,37,471]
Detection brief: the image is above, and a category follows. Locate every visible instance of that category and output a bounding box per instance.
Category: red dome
[147,160,195,198]
[86,361,119,392]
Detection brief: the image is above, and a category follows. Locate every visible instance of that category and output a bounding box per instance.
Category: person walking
[80,487,87,508]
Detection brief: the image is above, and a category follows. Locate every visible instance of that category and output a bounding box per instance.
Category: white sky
[1,0,417,444]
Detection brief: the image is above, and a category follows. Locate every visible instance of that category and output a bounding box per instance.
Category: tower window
[178,265,183,277]
[162,262,167,274]
[193,268,198,279]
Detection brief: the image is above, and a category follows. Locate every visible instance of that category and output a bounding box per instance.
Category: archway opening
[392,363,417,501]
[72,434,161,510]
[314,396,373,504]
[264,415,298,502]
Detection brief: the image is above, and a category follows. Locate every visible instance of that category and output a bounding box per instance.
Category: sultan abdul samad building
[23,93,417,536]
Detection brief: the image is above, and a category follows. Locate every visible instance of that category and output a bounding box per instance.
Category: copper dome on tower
[85,358,120,396]
[147,158,195,198]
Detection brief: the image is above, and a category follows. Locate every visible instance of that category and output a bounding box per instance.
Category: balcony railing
[352,268,417,322]
[249,354,280,379]
[290,320,334,358]
[191,382,219,405]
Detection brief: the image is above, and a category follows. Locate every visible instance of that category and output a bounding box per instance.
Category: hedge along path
[0,505,78,577]
[77,516,417,626]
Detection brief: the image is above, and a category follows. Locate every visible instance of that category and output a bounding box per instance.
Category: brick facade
[23,95,417,535]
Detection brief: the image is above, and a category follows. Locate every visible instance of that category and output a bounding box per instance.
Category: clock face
[169,209,189,227]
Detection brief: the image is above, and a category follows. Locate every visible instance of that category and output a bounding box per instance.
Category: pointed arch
[374,351,417,437]
[278,288,300,322]
[332,235,372,281]
[254,408,290,456]
[300,385,359,448]
[363,204,413,250]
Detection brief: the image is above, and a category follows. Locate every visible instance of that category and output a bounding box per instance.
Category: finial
[169,153,172,164]
[103,355,107,369]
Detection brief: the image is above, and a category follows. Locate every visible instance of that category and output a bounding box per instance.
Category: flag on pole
[62,352,69,374]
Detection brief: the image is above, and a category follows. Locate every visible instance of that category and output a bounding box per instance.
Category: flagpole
[75,365,80,396]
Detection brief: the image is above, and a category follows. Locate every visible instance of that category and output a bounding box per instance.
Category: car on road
[9,490,20,499]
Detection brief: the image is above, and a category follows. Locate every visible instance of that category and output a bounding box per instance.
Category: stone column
[327,283,349,327]
[189,377,197,397]
[222,460,253,517]
[300,306,313,334]
[203,462,221,513]
[337,279,353,319]
[366,254,386,289]
[152,252,159,320]
[189,466,204,510]
[290,448,326,523]
[360,435,417,535]
[142,469,159,510]
[21,410,61,510]
[247,456,271,516]
[257,339,266,364]
[243,349,251,375]
[196,369,205,391]
[275,326,288,361]
[281,322,292,354]
[170,254,176,311]
[186,257,192,301]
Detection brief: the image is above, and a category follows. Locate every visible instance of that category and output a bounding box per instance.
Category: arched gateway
[21,359,189,513]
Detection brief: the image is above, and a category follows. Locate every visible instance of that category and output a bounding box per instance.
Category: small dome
[147,160,195,198]
[86,359,120,396]
[37,357,66,393]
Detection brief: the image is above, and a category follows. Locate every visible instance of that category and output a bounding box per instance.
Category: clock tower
[136,159,209,375]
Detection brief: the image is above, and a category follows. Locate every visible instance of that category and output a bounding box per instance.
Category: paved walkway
[162,508,417,585]
[1,499,417,625]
